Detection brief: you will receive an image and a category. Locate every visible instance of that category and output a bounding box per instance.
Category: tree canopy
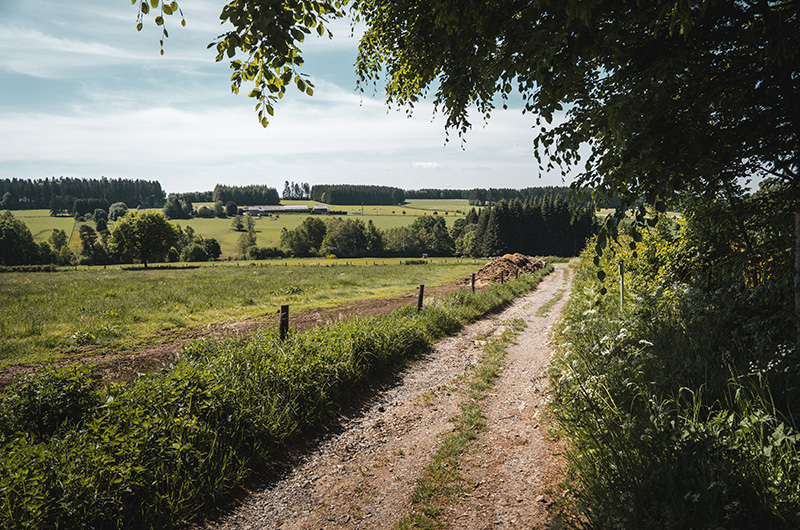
[139,1,797,199]
[109,210,179,268]
[138,0,799,311]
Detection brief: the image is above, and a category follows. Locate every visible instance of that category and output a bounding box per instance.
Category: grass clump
[0,265,552,529]
[396,320,525,529]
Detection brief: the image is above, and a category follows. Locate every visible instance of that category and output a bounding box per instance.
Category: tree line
[310,184,405,205]
[452,196,595,257]
[0,177,165,213]
[282,181,311,200]
[278,197,594,259]
[0,209,221,269]
[211,184,280,206]
[403,186,601,207]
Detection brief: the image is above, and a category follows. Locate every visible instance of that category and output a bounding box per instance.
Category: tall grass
[551,231,800,529]
[0,265,552,529]
[0,260,483,367]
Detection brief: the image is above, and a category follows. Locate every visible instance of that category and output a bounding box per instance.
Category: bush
[181,243,208,263]
[1,366,100,440]
[245,246,284,260]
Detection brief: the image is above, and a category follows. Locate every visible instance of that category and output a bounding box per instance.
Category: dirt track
[198,263,572,530]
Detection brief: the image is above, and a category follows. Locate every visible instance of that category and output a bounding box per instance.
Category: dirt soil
[197,263,572,530]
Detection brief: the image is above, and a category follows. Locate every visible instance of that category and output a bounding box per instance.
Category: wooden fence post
[619,260,625,314]
[471,273,476,292]
[417,285,425,312]
[279,304,289,340]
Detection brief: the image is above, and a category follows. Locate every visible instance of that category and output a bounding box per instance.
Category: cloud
[412,162,442,170]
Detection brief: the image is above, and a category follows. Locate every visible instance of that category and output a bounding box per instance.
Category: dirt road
[200,263,572,530]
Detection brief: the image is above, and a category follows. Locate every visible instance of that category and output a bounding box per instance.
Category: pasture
[0,258,485,368]
[19,198,472,257]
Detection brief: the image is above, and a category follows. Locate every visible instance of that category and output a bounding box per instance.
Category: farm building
[241,205,328,215]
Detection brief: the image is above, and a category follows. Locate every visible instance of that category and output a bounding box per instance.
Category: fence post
[417,284,425,312]
[279,304,289,340]
[501,271,505,284]
[471,273,476,292]
[619,260,625,314]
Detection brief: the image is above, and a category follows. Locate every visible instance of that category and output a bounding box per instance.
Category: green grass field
[17,199,472,258]
[0,258,486,368]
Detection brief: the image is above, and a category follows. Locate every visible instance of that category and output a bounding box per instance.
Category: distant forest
[211,184,280,206]
[311,184,405,205]
[405,186,596,207]
[453,195,595,257]
[0,177,165,212]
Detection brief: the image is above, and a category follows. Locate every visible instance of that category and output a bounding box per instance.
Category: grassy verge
[551,235,800,529]
[0,265,552,529]
[396,318,526,530]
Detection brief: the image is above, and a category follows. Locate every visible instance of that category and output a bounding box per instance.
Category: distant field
[14,199,471,257]
[0,258,486,368]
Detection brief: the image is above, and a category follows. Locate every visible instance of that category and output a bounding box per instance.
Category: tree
[280,216,326,257]
[225,201,238,217]
[202,237,222,260]
[49,229,69,252]
[0,211,39,265]
[109,211,179,268]
[108,202,128,221]
[138,1,798,323]
[409,215,453,256]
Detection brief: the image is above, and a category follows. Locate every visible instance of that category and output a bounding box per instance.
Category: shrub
[181,243,208,263]
[1,366,100,440]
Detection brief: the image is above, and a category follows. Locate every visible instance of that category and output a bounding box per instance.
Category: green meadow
[19,199,472,258]
[0,259,485,368]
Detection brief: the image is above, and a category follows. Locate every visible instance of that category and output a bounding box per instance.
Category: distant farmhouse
[241,204,328,215]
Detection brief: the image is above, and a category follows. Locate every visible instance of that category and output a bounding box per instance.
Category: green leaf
[136,22,143,31]
[150,0,158,7]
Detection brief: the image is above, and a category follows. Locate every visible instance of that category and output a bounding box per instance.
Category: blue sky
[0,0,574,195]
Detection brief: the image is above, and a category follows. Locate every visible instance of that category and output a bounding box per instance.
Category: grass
[535,288,566,317]
[0,266,552,530]
[550,232,800,529]
[396,318,526,529]
[0,259,485,368]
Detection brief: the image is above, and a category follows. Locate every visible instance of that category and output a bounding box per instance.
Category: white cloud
[0,0,579,193]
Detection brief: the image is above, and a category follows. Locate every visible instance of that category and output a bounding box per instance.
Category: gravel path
[199,263,572,530]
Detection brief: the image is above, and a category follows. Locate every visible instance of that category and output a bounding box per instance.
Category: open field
[0,258,486,368]
[15,199,472,257]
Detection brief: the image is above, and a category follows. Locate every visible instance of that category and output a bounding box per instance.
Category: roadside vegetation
[552,183,800,528]
[0,265,552,529]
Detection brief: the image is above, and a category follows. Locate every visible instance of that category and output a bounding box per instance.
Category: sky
[0,0,575,195]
